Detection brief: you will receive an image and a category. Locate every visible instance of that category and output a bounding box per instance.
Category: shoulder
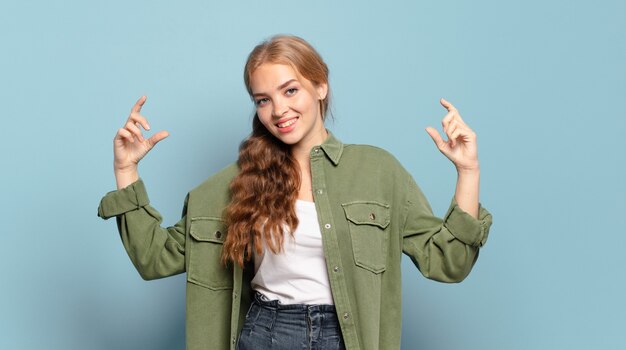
[187,163,238,213]
[342,143,406,169]
[190,163,238,195]
[338,143,415,186]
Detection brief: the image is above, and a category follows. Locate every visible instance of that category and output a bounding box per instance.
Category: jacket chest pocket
[342,201,390,274]
[188,217,233,290]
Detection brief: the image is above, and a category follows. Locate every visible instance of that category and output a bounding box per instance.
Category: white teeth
[277,118,297,128]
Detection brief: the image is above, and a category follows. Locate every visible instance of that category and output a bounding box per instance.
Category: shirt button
[343,312,350,320]
[333,266,340,272]
[232,336,236,344]
[215,231,222,239]
[369,213,376,220]
[316,189,324,195]
[324,223,331,229]
[314,148,320,153]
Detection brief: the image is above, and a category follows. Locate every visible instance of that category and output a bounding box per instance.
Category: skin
[113,95,168,191]
[426,98,480,218]
[113,69,480,218]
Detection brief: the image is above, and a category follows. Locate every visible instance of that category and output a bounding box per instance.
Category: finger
[147,130,169,148]
[128,113,151,131]
[440,97,467,125]
[446,118,470,139]
[441,110,455,132]
[425,127,448,151]
[116,127,135,143]
[449,128,464,148]
[455,112,465,125]
[442,111,468,131]
[446,119,463,147]
[446,121,459,147]
[125,121,145,142]
[440,97,457,112]
[450,125,474,148]
[131,95,147,114]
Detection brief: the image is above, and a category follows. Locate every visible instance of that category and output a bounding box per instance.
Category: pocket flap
[342,201,390,229]
[189,217,226,244]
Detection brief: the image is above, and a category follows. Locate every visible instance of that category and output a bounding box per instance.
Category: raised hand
[425,98,479,172]
[113,96,169,189]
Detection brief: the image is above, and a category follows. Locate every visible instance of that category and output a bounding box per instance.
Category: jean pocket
[187,217,233,290]
[342,201,390,274]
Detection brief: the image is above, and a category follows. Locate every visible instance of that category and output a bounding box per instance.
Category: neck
[290,128,328,166]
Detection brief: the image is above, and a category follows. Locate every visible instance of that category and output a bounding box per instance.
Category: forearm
[115,167,139,190]
[454,168,480,219]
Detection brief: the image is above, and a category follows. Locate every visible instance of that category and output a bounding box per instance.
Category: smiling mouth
[277,117,298,128]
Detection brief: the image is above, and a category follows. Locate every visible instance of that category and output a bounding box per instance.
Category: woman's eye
[255,98,269,106]
[285,88,298,96]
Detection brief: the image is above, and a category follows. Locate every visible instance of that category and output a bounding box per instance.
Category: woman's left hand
[425,98,479,172]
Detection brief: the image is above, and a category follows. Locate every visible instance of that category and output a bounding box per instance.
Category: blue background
[1,0,624,349]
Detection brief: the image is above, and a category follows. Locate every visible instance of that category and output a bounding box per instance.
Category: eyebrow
[252,79,297,98]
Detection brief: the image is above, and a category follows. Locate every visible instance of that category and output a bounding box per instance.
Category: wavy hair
[222,35,330,267]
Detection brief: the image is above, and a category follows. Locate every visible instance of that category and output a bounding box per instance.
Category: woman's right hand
[113,96,169,189]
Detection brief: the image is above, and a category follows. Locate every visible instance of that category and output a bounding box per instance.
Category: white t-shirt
[251,199,334,305]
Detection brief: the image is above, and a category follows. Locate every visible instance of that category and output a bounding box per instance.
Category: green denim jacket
[98,133,492,350]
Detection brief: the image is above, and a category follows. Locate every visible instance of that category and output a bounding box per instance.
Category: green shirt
[98,132,493,350]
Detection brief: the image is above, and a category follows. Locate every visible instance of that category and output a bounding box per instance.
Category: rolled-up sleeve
[442,197,492,247]
[402,175,493,283]
[97,179,187,280]
[98,179,150,219]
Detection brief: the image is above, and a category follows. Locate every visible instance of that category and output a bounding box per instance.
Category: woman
[98,35,492,350]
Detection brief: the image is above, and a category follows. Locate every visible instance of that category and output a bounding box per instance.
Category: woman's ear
[316,83,328,100]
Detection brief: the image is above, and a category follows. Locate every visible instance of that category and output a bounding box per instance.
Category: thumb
[425,127,447,151]
[147,130,169,149]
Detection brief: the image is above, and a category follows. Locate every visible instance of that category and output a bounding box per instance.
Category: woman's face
[249,63,328,153]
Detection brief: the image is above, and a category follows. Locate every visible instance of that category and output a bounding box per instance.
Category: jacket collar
[319,130,344,166]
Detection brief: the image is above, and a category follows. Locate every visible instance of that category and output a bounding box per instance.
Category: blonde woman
[98,35,493,350]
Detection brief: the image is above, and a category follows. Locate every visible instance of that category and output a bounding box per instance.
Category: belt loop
[269,307,277,333]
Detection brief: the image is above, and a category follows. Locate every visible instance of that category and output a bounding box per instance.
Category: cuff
[97,179,150,219]
[443,197,493,247]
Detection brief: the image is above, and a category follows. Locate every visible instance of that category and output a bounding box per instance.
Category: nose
[272,97,288,118]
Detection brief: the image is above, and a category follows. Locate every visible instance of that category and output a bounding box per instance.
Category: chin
[274,135,301,146]
[268,129,299,145]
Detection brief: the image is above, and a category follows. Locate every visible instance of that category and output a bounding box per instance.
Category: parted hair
[222,35,330,267]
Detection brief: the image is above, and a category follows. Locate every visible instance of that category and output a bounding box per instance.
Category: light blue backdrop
[1,0,624,349]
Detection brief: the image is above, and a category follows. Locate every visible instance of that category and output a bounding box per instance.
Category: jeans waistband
[253,291,337,313]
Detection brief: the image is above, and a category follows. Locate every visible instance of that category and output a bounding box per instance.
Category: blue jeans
[236,292,346,350]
